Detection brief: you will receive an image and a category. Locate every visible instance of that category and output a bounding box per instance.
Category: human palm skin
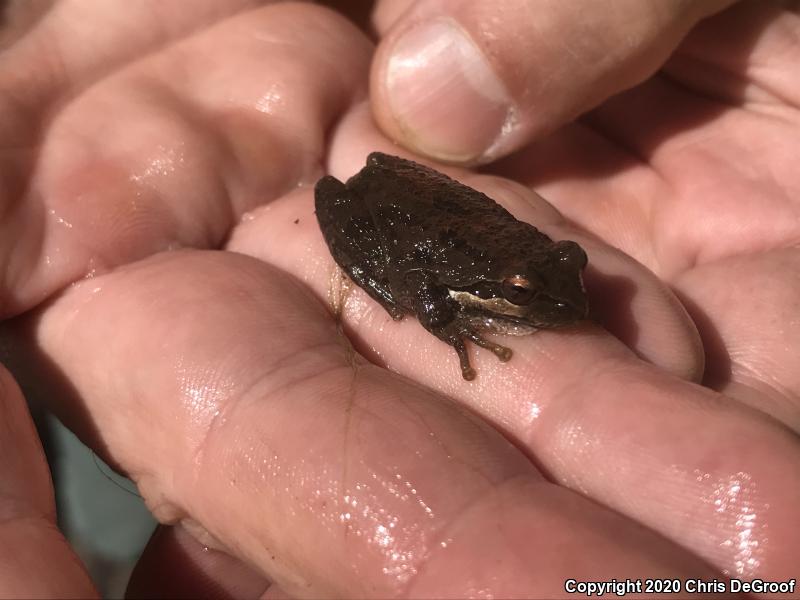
[0,1,797,598]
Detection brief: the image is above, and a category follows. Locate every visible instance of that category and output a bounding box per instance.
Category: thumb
[371,0,733,164]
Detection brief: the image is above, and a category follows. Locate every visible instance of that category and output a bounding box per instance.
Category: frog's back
[353,153,511,224]
[348,153,554,283]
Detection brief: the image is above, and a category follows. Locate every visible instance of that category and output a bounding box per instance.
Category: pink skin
[0,1,798,598]
[369,0,735,164]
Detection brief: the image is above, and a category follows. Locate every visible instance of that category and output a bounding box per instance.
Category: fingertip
[372,16,514,164]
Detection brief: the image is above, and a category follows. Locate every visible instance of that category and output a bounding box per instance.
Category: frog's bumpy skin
[315,153,588,380]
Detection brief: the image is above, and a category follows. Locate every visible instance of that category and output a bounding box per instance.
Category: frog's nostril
[554,299,587,320]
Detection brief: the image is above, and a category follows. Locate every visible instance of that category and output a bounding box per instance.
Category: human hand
[237,96,799,596]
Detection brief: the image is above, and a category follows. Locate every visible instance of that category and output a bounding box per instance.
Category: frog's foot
[452,339,476,381]
[450,334,510,380]
[463,331,513,362]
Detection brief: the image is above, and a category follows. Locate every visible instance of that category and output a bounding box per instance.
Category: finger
[0,0,267,159]
[0,0,266,108]
[127,524,270,599]
[6,251,727,598]
[674,249,800,432]
[229,159,800,580]
[0,2,371,318]
[370,0,732,164]
[0,364,97,597]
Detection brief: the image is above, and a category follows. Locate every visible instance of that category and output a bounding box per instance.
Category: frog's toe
[452,339,476,380]
[464,331,512,362]
[494,346,512,362]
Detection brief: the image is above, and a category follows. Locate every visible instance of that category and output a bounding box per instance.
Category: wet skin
[315,153,588,380]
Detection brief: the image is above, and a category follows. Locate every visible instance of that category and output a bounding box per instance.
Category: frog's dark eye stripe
[449,281,497,299]
[501,276,535,305]
[457,281,498,299]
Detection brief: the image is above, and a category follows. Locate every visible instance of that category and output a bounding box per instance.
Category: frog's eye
[501,276,535,305]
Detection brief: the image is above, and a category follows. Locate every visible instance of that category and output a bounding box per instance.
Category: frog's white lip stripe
[448,289,577,329]
[448,290,528,318]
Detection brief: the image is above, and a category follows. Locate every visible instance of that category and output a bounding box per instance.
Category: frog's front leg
[400,271,512,380]
[315,176,404,320]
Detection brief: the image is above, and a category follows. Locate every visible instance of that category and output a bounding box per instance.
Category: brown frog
[315,152,588,380]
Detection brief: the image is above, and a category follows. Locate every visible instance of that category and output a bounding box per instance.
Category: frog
[314,152,588,380]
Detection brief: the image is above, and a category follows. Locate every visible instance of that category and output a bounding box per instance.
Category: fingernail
[385,18,514,163]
